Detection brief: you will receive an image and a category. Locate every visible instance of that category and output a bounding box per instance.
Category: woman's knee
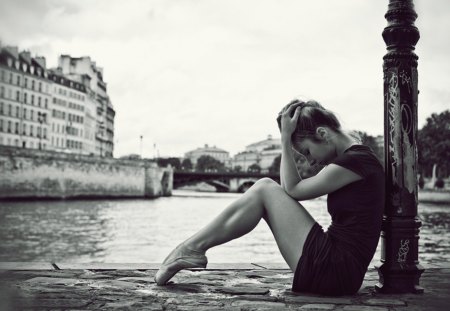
[254,177,279,189]
[251,178,283,198]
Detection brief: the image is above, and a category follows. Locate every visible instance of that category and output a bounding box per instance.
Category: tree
[248,163,261,173]
[418,110,450,178]
[268,155,281,174]
[233,165,243,172]
[181,158,193,171]
[196,155,225,172]
[156,157,181,170]
[352,131,384,164]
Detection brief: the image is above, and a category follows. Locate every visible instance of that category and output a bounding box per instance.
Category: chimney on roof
[5,46,19,58]
[34,56,46,69]
[20,51,32,64]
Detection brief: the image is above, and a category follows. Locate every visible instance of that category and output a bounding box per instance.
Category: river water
[0,190,448,267]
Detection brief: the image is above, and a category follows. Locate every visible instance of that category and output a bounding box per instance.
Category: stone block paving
[0,263,448,310]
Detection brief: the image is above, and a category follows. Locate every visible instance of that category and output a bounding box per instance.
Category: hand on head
[278,99,304,141]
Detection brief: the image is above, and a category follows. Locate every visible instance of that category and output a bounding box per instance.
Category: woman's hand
[278,101,302,142]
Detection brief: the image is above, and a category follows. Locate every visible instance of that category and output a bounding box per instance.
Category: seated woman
[155,99,385,295]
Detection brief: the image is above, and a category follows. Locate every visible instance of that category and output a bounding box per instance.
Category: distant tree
[268,155,281,174]
[352,130,384,164]
[248,163,261,173]
[196,155,225,172]
[157,157,181,170]
[233,165,243,172]
[418,110,450,178]
[181,158,193,171]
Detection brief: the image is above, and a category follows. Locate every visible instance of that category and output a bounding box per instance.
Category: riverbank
[418,190,450,205]
[0,146,173,200]
[0,262,448,310]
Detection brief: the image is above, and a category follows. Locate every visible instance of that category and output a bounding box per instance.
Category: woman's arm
[280,135,302,191]
[284,164,362,201]
[277,102,362,201]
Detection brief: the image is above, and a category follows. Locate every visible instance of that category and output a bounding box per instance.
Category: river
[0,190,448,267]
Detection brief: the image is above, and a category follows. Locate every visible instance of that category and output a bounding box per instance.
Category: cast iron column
[375,0,424,293]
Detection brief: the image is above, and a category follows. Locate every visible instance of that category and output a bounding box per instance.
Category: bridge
[173,171,280,192]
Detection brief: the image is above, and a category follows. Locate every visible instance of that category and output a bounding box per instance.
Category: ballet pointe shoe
[154,243,207,285]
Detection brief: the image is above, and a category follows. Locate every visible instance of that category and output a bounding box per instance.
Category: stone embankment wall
[0,146,172,199]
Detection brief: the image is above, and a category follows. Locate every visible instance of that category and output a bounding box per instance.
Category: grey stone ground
[0,262,448,310]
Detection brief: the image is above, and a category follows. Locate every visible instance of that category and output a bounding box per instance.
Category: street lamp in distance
[37,112,46,150]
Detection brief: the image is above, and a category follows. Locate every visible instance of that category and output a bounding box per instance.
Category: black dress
[292,145,385,295]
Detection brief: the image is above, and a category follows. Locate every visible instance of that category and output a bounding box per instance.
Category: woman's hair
[277,99,342,142]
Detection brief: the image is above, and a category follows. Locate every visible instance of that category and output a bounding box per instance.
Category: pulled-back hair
[277,99,342,142]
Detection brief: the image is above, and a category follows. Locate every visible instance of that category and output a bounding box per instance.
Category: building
[185,144,230,166]
[0,46,51,150]
[0,44,115,157]
[232,135,281,172]
[58,55,115,157]
[48,69,92,154]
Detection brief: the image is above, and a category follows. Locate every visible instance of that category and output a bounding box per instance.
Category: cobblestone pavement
[0,262,448,310]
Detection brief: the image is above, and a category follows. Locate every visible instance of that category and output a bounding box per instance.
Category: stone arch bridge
[174,171,280,193]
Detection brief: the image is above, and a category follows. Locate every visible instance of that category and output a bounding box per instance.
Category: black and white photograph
[0,0,449,310]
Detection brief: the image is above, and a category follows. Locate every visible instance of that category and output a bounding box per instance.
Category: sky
[0,0,448,158]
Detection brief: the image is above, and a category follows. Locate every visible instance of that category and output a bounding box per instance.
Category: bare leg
[183,178,316,270]
[155,178,316,284]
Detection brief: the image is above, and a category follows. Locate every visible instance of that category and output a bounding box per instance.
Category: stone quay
[0,146,173,200]
[0,262,448,310]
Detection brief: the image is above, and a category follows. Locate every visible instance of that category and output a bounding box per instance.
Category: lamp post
[375,0,424,293]
[37,112,46,150]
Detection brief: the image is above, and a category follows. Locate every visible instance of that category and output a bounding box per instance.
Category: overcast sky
[0,0,448,158]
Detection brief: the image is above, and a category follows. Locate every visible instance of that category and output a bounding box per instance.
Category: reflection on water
[0,191,449,266]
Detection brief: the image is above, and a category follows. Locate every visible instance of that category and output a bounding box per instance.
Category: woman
[155,99,385,295]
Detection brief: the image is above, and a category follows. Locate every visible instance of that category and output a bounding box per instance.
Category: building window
[9,73,13,83]
[30,124,33,136]
[16,106,19,117]
[8,104,11,116]
[24,108,27,119]
[0,118,3,131]
[38,97,41,107]
[0,102,3,114]
[0,86,4,98]
[31,95,34,105]
[38,82,42,92]
[24,77,28,88]
[24,92,27,104]
[37,126,41,138]
[15,122,19,134]
[0,70,4,82]
[17,75,21,86]
[23,123,26,135]
[31,80,35,90]
[16,90,20,102]
[7,120,11,133]
[31,109,34,121]
[43,128,47,139]
[44,98,48,108]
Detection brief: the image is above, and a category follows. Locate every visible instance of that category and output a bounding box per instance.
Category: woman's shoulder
[332,144,384,177]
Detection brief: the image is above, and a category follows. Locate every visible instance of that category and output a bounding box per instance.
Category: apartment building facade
[0,44,115,157]
[0,47,51,150]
